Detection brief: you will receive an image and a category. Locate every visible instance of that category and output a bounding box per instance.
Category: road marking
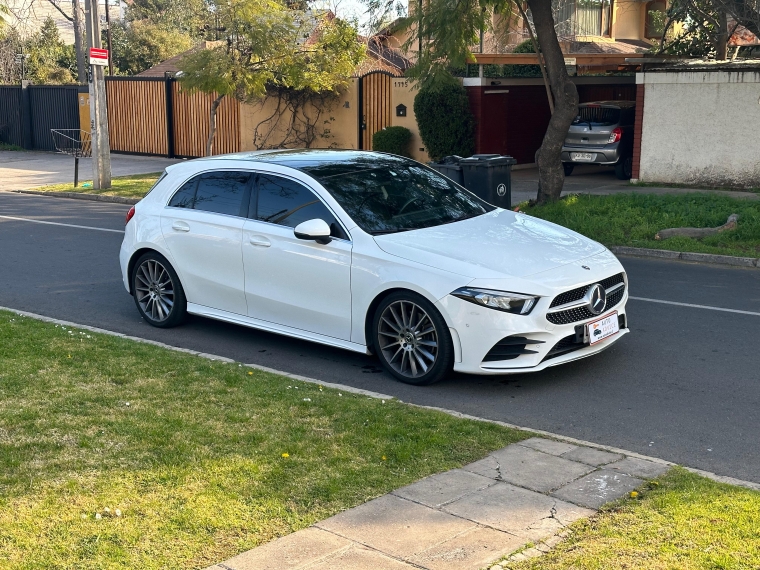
[629,296,760,317]
[0,214,124,234]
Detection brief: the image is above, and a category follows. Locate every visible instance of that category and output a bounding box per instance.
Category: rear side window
[168,171,251,217]
[254,174,347,239]
[573,106,621,127]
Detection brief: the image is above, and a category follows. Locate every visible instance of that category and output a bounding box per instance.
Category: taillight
[126,206,135,225]
[608,127,622,144]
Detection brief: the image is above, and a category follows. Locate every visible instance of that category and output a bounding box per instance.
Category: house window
[645,1,667,39]
[554,0,612,38]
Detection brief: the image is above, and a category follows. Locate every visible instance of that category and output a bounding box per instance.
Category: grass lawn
[31,172,162,199]
[523,193,760,258]
[0,310,529,569]
[506,468,760,570]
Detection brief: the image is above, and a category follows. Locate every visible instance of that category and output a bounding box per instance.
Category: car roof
[579,100,636,109]
[166,149,419,178]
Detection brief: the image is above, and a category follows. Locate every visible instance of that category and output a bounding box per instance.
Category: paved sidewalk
[0,150,181,191]
[206,437,669,570]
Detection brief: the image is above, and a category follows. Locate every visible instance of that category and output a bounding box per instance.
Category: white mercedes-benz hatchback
[120,149,629,385]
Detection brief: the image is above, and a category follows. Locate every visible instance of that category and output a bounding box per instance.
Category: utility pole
[84,0,112,189]
[105,0,113,76]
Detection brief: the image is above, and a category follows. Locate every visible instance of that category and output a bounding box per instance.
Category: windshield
[572,106,621,127]
[303,158,494,234]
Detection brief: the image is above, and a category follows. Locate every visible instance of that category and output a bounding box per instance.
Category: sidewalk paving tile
[605,456,670,479]
[392,469,497,508]
[461,454,502,480]
[489,444,595,492]
[305,544,417,569]
[551,469,643,509]
[315,494,476,560]
[407,526,525,570]
[442,481,593,538]
[517,437,577,456]
[206,526,351,570]
[560,446,624,466]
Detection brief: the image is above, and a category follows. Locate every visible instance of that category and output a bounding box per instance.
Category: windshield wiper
[442,212,484,225]
[369,228,417,235]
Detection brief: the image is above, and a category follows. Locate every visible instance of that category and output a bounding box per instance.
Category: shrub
[372,126,413,157]
[503,39,542,78]
[413,81,475,161]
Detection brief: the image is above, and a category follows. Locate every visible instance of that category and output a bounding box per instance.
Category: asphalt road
[1,192,759,483]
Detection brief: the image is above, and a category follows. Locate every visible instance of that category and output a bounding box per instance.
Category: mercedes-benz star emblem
[585,283,607,315]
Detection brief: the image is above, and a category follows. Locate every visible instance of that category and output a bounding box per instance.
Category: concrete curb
[8,189,140,205]
[1,304,759,493]
[610,246,759,268]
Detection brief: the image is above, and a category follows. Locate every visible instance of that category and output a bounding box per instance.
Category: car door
[161,170,252,316]
[242,172,352,340]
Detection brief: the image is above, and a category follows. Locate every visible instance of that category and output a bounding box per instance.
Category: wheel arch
[126,247,179,295]
[363,286,446,354]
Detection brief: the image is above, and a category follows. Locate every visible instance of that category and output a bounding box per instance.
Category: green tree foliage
[25,17,76,83]
[372,126,412,157]
[110,20,194,75]
[179,0,365,155]
[127,0,213,37]
[413,81,475,161]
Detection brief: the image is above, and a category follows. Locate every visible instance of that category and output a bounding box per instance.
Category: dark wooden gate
[358,71,394,150]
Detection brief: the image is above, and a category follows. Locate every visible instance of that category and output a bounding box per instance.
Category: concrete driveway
[0,150,183,191]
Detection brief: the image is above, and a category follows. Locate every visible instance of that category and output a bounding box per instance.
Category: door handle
[172,221,190,232]
[249,235,271,247]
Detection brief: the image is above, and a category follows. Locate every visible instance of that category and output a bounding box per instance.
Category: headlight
[451,287,538,315]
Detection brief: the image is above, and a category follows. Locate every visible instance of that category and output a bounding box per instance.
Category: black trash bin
[427,155,465,186]
[460,154,517,209]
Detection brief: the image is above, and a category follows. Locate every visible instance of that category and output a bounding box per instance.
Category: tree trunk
[716,7,728,59]
[515,1,554,114]
[206,94,225,156]
[526,0,579,203]
[72,0,87,84]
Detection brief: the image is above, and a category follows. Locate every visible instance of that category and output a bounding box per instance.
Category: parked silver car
[561,101,635,180]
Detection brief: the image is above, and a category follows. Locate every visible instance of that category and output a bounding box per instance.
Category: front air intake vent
[482,336,545,363]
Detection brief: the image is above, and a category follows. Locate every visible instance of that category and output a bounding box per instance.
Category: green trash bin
[460,154,517,209]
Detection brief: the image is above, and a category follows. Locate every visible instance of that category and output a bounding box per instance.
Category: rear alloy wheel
[615,156,633,180]
[373,292,453,385]
[132,252,186,328]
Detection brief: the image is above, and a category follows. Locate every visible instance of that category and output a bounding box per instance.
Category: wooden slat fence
[360,71,393,150]
[106,78,169,156]
[105,77,240,158]
[172,82,240,157]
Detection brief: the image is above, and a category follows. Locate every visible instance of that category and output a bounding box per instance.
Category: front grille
[543,334,586,361]
[546,273,626,325]
[482,336,544,363]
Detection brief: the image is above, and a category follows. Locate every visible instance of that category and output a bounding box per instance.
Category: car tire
[563,163,574,176]
[131,252,187,328]
[372,291,454,386]
[615,156,633,180]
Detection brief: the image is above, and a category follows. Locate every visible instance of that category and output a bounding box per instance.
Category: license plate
[587,311,619,345]
[571,152,595,162]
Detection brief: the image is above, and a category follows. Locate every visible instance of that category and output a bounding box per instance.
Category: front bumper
[561,144,622,165]
[437,285,629,376]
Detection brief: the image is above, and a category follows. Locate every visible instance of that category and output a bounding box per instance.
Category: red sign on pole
[89,47,109,66]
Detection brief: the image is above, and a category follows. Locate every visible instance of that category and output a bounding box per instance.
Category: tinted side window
[168,177,198,208]
[194,171,251,216]
[255,174,346,239]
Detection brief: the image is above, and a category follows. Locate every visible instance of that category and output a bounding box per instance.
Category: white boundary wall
[637,68,760,188]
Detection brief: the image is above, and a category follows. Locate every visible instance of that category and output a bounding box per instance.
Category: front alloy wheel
[373,292,453,385]
[132,252,186,328]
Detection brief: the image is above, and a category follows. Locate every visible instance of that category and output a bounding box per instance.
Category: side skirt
[186,303,372,355]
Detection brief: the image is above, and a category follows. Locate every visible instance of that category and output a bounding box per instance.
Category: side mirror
[294,218,332,245]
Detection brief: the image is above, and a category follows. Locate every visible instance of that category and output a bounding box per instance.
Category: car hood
[372,209,606,279]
